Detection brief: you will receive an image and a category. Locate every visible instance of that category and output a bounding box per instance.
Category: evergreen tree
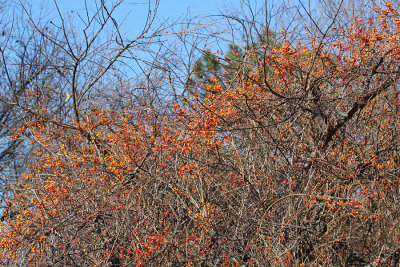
[190,29,277,97]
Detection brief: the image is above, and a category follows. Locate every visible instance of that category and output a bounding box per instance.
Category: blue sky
[24,0,244,55]
[38,0,239,35]
[53,0,231,17]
